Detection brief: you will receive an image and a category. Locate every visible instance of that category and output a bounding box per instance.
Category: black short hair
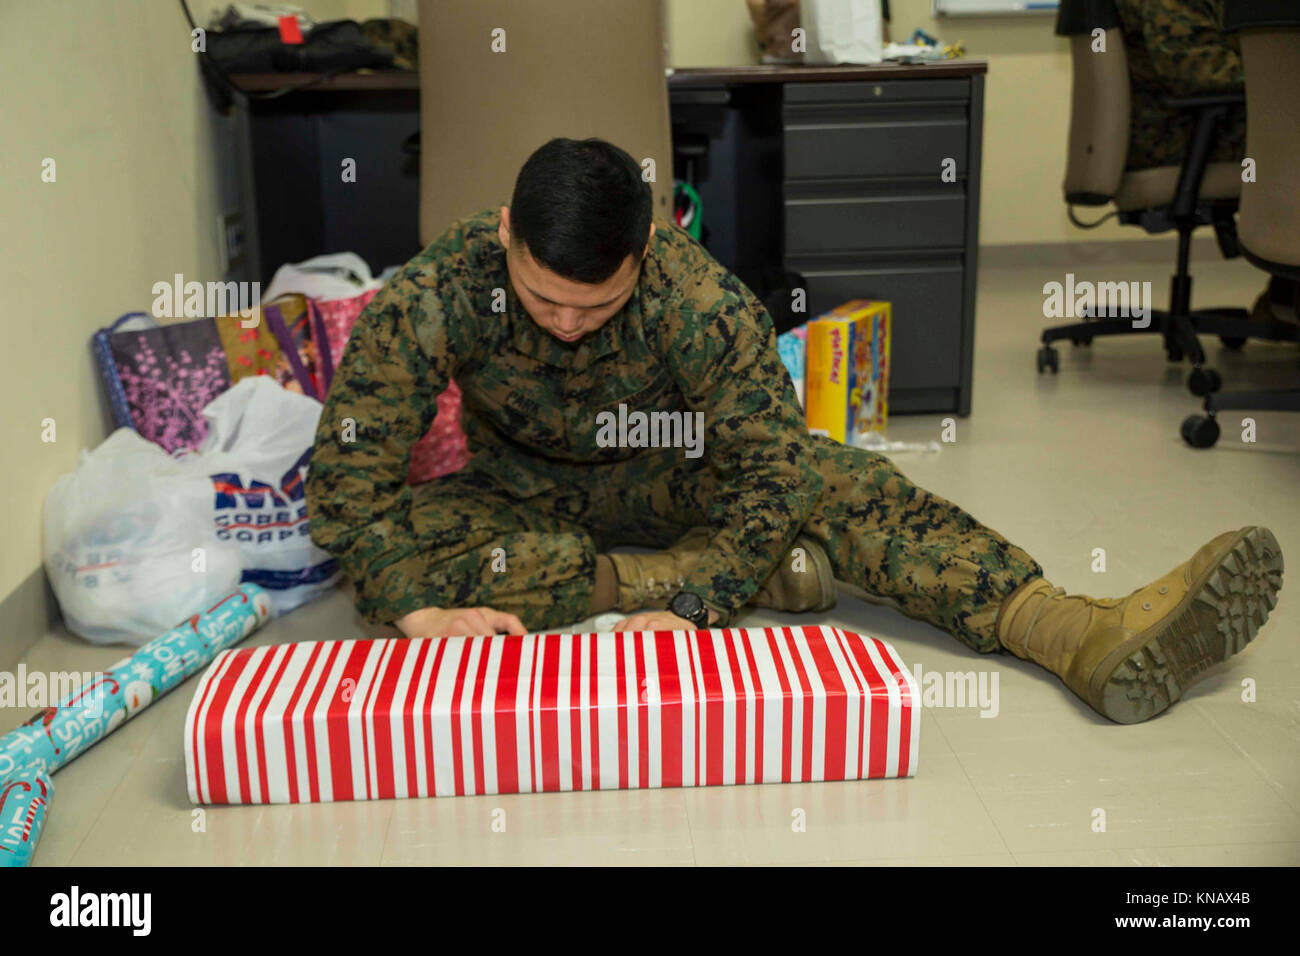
[508,138,654,284]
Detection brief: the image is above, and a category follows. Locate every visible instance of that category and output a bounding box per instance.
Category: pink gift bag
[312,290,471,485]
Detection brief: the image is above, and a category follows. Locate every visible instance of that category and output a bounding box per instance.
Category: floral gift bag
[93,313,231,454]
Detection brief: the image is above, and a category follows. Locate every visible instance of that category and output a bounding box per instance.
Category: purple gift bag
[93,313,232,453]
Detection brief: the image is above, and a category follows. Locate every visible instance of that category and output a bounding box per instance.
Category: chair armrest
[1163,90,1245,110]
[1225,1,1300,32]
[1166,92,1243,221]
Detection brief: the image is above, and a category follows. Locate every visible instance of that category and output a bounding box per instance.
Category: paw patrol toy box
[804,300,890,444]
[776,325,807,408]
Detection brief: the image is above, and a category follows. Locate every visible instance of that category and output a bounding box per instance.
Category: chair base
[1038,308,1300,393]
[1181,390,1300,448]
[1035,216,1298,394]
[1041,309,1300,352]
[1207,389,1300,414]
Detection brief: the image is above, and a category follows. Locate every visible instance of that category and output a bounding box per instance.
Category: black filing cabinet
[672,64,986,416]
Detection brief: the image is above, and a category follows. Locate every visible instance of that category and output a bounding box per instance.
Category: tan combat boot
[752,534,837,612]
[608,529,836,614]
[996,527,1283,723]
[607,528,712,612]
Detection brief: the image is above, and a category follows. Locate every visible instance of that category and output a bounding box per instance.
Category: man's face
[499,206,653,343]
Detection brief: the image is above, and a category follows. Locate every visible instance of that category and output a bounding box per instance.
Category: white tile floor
[8,252,1299,866]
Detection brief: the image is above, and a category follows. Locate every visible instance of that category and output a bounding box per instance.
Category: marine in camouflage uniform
[305,133,1282,725]
[305,208,1041,655]
[1115,0,1246,170]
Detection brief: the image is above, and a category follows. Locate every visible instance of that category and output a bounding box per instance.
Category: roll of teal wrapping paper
[0,763,52,866]
[0,583,272,866]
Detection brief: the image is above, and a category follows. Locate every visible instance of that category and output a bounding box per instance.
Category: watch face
[670,591,705,625]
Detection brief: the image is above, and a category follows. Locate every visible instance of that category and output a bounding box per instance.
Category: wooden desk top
[667,60,988,86]
[230,71,419,92]
[229,59,987,94]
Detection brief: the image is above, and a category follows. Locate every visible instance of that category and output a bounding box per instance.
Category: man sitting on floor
[305,137,1283,725]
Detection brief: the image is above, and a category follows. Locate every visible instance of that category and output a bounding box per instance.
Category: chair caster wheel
[1187,367,1222,397]
[1181,414,1220,448]
[1220,336,1247,350]
[1037,345,1059,374]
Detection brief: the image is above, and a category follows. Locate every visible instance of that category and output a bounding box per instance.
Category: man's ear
[641,221,656,258]
[499,205,511,249]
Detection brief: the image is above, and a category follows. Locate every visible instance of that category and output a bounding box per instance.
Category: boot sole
[1090,527,1284,724]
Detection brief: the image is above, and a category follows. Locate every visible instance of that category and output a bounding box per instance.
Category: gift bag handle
[103,311,159,333]
[261,301,321,401]
[306,298,336,396]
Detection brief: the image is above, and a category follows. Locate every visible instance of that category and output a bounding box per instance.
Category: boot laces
[645,576,686,600]
[1022,585,1066,642]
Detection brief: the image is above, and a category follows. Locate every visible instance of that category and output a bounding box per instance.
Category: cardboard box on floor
[805,300,891,445]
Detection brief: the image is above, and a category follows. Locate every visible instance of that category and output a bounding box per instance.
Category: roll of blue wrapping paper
[0,583,271,866]
[0,764,52,867]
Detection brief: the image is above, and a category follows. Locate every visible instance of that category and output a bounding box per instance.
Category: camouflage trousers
[1126,91,1246,171]
[405,435,1043,653]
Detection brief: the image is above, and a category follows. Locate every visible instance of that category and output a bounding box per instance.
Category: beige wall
[667,0,1138,246]
[667,0,761,65]
[0,0,228,606]
[315,0,393,20]
[0,1,395,609]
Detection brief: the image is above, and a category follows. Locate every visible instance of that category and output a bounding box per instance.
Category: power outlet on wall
[218,212,245,273]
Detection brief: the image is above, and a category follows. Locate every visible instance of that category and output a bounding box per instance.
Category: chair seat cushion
[1113,162,1242,211]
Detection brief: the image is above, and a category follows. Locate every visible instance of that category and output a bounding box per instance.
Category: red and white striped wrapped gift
[184,626,919,804]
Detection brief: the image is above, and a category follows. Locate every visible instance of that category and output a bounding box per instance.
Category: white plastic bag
[43,429,244,645]
[801,0,883,65]
[261,251,382,304]
[180,376,341,614]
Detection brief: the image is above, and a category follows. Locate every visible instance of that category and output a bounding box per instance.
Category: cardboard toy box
[804,300,890,444]
[776,325,808,408]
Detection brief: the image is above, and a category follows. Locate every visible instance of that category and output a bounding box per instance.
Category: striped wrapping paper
[184,626,919,805]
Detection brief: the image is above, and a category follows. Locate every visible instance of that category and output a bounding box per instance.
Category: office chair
[416,0,674,246]
[1182,2,1300,447]
[1039,0,1299,397]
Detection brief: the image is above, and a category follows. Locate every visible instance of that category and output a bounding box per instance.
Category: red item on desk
[277,16,304,45]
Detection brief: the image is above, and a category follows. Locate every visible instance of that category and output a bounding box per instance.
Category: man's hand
[395,606,525,639]
[611,609,718,632]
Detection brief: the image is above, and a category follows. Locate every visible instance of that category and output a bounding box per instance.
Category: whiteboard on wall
[933,0,1058,15]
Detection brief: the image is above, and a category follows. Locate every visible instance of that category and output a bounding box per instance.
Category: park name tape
[184,625,919,804]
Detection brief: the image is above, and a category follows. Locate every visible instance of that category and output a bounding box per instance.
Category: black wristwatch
[668,591,710,628]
